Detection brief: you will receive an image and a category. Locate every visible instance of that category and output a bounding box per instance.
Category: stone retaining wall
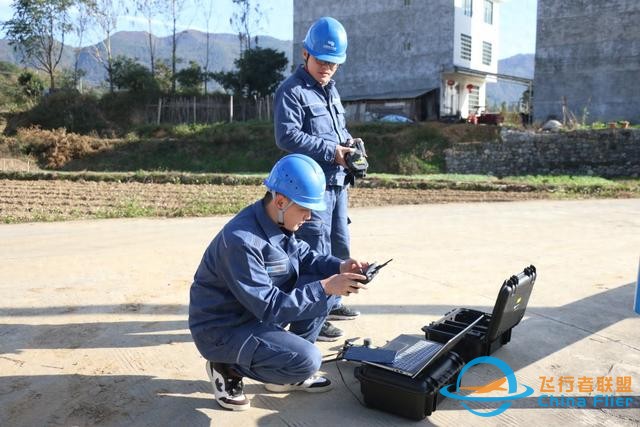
[445,129,640,177]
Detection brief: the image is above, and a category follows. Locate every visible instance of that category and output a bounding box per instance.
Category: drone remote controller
[358,258,393,284]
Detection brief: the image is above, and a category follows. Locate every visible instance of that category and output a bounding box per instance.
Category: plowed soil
[0,179,553,222]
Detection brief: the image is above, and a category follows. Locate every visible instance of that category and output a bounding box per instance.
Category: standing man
[274,16,360,341]
[189,154,369,411]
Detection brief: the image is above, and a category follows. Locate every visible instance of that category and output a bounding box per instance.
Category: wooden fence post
[156,98,162,125]
[266,95,271,120]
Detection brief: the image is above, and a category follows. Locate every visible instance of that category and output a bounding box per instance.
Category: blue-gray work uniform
[189,200,343,385]
[274,65,352,259]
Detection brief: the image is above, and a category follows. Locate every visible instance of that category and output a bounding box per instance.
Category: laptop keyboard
[394,341,441,371]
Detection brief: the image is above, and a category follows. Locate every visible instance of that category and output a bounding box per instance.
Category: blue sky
[1,0,536,59]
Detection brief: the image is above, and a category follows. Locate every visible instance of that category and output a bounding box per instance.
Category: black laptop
[363,314,484,378]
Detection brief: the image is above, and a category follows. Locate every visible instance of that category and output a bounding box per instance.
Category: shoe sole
[265,383,334,393]
[205,362,250,411]
[316,335,341,342]
[327,314,359,321]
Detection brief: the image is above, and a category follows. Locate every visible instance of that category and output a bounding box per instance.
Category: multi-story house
[533,0,640,124]
[293,0,502,121]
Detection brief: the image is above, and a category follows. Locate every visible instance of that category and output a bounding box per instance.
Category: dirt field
[0,179,559,223]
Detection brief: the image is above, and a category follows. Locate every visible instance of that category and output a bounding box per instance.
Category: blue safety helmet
[264,154,327,211]
[303,16,348,65]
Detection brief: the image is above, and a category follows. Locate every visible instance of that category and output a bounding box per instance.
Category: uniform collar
[295,64,335,91]
[253,200,287,247]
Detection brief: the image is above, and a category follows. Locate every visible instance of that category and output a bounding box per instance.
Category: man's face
[276,195,312,231]
[284,203,312,232]
[304,50,339,86]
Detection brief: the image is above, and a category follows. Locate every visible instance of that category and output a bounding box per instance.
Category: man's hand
[340,258,369,274]
[320,272,368,297]
[335,145,355,168]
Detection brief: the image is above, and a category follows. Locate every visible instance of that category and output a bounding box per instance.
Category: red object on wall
[466,83,475,91]
[447,79,455,86]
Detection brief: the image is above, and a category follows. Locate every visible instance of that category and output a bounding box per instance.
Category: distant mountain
[0,30,293,89]
[486,53,535,109]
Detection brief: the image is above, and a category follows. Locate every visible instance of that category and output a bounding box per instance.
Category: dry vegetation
[9,127,115,168]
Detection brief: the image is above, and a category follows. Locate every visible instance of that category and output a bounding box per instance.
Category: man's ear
[302,48,309,61]
[274,193,289,209]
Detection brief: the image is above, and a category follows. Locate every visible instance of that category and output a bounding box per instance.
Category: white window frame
[464,0,473,17]
[484,0,493,25]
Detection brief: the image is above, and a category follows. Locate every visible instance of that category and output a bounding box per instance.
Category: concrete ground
[1,199,639,426]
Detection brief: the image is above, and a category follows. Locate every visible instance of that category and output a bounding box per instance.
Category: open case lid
[487,265,537,341]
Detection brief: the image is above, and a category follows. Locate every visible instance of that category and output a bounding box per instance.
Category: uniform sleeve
[217,231,329,324]
[274,86,337,164]
[297,238,343,277]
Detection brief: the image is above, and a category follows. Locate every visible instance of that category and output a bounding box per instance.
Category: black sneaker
[317,321,343,342]
[205,361,250,411]
[327,304,360,321]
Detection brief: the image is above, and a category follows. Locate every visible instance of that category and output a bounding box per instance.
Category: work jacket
[274,65,352,186]
[189,200,342,364]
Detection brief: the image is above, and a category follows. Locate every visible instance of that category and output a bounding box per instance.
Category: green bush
[350,122,449,174]
[100,91,153,131]
[24,91,111,135]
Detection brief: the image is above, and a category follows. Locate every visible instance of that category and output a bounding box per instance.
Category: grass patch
[3,121,470,174]
[3,169,638,196]
[95,199,157,219]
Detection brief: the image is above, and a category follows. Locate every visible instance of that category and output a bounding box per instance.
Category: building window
[403,41,412,51]
[468,85,479,115]
[464,0,473,17]
[460,34,472,61]
[482,41,492,65]
[484,0,493,24]
[404,0,411,6]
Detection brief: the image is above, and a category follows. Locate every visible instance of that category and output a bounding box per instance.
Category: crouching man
[189,154,369,411]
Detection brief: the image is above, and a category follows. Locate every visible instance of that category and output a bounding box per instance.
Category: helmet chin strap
[272,191,294,225]
[303,52,309,70]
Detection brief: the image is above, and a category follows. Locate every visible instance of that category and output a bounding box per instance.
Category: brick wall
[445,129,640,177]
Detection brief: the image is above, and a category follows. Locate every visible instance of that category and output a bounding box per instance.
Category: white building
[294,0,502,121]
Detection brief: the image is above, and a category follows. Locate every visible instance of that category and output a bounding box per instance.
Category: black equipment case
[422,265,536,363]
[354,351,465,420]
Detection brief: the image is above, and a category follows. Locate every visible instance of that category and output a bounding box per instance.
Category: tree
[111,56,159,93]
[2,0,74,90]
[57,67,86,90]
[163,0,190,93]
[202,0,214,94]
[230,0,263,52]
[175,61,207,95]
[88,0,125,93]
[135,0,162,77]
[71,0,91,90]
[18,69,45,99]
[212,47,287,98]
[153,59,173,93]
